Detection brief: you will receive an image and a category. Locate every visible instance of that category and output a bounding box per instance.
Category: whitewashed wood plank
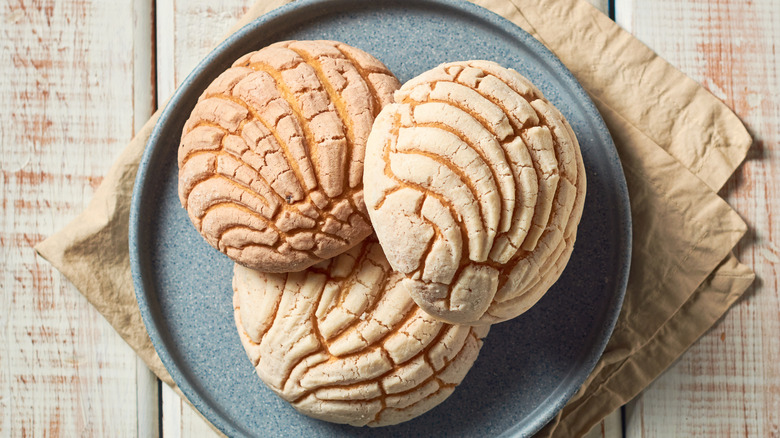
[180,391,225,436]
[585,0,609,15]
[161,384,182,438]
[617,0,780,436]
[613,1,632,34]
[134,0,158,134]
[132,0,162,435]
[158,0,249,435]
[162,379,223,438]
[170,0,250,89]
[156,0,177,104]
[0,0,158,436]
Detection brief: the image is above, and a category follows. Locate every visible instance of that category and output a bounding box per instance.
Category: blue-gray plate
[129,0,631,436]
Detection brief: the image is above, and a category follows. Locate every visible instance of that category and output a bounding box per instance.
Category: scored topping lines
[234,239,488,426]
[365,60,585,324]
[178,41,400,271]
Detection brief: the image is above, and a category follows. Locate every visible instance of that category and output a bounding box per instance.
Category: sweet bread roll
[233,237,489,426]
[364,60,586,325]
[178,40,400,272]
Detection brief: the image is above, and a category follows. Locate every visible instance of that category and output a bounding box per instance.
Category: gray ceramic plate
[130,0,631,436]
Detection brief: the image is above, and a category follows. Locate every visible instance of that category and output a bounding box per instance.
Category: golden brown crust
[232,237,489,426]
[179,40,400,272]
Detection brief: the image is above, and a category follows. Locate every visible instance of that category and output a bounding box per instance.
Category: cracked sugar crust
[178,40,401,273]
[364,60,586,325]
[233,236,489,427]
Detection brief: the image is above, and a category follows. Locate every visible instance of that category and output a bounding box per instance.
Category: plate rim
[129,0,632,436]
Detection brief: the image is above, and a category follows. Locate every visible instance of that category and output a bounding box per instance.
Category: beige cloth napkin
[35,0,755,436]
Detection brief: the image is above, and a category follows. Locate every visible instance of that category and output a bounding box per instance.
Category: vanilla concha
[233,237,489,427]
[178,40,400,273]
[363,60,586,325]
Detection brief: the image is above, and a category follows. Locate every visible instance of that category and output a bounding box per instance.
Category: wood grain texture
[0,0,158,436]
[157,0,248,436]
[158,0,250,100]
[617,0,780,436]
[161,384,218,438]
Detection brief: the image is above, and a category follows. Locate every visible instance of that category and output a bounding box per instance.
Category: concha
[363,60,586,325]
[233,237,489,426]
[178,40,400,272]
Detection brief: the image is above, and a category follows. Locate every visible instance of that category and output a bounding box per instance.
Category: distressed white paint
[0,0,158,436]
[157,1,249,435]
[162,384,222,437]
[156,0,177,105]
[614,1,632,33]
[161,384,182,438]
[619,0,780,437]
[137,357,160,438]
[584,7,621,438]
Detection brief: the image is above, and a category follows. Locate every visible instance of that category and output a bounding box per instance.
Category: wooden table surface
[2,0,777,436]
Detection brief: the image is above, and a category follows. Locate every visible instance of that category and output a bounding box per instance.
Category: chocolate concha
[364,60,586,325]
[178,40,400,272]
[233,237,489,427]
